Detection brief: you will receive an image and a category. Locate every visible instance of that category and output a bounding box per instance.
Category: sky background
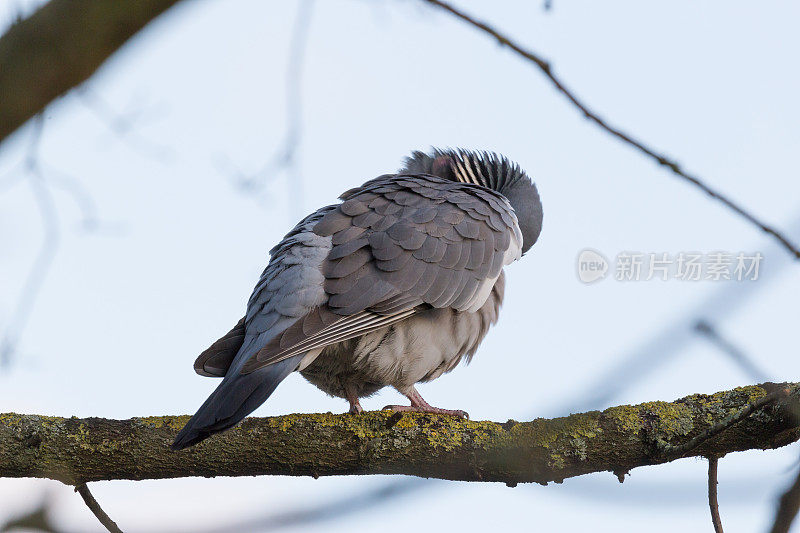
[2,0,800,531]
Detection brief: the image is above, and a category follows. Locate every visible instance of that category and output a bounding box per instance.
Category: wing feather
[194,318,246,377]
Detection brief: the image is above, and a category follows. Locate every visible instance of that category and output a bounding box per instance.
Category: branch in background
[707,457,724,533]
[219,0,314,221]
[770,461,800,533]
[74,484,123,533]
[694,320,771,383]
[0,115,59,369]
[0,0,183,145]
[0,383,798,486]
[421,0,800,261]
[76,87,174,163]
[188,478,426,533]
[0,112,108,369]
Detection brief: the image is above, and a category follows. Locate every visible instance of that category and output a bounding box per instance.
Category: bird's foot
[383,386,469,419]
[382,404,469,419]
[344,383,363,415]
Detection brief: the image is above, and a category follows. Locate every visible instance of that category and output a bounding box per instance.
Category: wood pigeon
[172,148,543,450]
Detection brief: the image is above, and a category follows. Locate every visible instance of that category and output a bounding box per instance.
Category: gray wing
[193,206,335,377]
[240,173,522,374]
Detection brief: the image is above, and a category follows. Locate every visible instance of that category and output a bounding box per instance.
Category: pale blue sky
[1,1,800,531]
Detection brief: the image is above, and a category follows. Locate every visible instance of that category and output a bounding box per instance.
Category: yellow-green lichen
[604,404,643,436]
[639,401,694,437]
[136,415,191,431]
[66,422,92,451]
[0,413,62,430]
[249,411,509,452]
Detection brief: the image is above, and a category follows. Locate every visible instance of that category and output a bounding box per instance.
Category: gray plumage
[172,148,543,450]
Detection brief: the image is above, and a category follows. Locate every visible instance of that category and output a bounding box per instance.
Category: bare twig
[1,107,117,368]
[421,0,800,260]
[770,461,800,533]
[695,319,771,383]
[0,115,59,369]
[76,87,173,162]
[40,163,102,232]
[74,483,123,533]
[708,457,724,533]
[222,0,314,220]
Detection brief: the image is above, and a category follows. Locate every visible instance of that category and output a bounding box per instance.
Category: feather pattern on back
[240,173,522,373]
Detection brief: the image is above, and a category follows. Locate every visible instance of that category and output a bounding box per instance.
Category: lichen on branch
[0,383,798,486]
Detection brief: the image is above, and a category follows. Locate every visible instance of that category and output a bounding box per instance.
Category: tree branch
[421,0,800,260]
[660,386,790,460]
[0,383,798,485]
[0,0,183,145]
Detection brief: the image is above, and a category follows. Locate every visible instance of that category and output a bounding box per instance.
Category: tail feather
[172,353,304,450]
[193,317,247,377]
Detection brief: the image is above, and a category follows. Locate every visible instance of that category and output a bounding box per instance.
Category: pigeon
[172,148,543,450]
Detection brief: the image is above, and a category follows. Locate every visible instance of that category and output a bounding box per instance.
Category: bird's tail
[171,353,304,450]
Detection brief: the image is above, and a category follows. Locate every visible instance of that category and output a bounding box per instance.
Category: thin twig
[74,483,123,533]
[770,461,800,533]
[694,320,771,383]
[421,0,800,260]
[0,114,59,369]
[222,0,314,221]
[707,457,724,533]
[0,108,112,368]
[661,387,791,460]
[76,86,173,163]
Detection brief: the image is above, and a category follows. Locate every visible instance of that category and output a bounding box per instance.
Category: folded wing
[240,174,522,374]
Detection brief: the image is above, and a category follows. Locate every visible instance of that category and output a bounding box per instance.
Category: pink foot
[382,386,469,419]
[344,383,363,415]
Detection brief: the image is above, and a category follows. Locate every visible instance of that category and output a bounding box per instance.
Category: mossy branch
[0,0,183,145]
[1,383,798,486]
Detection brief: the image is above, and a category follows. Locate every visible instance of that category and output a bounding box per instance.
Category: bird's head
[402,148,543,254]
